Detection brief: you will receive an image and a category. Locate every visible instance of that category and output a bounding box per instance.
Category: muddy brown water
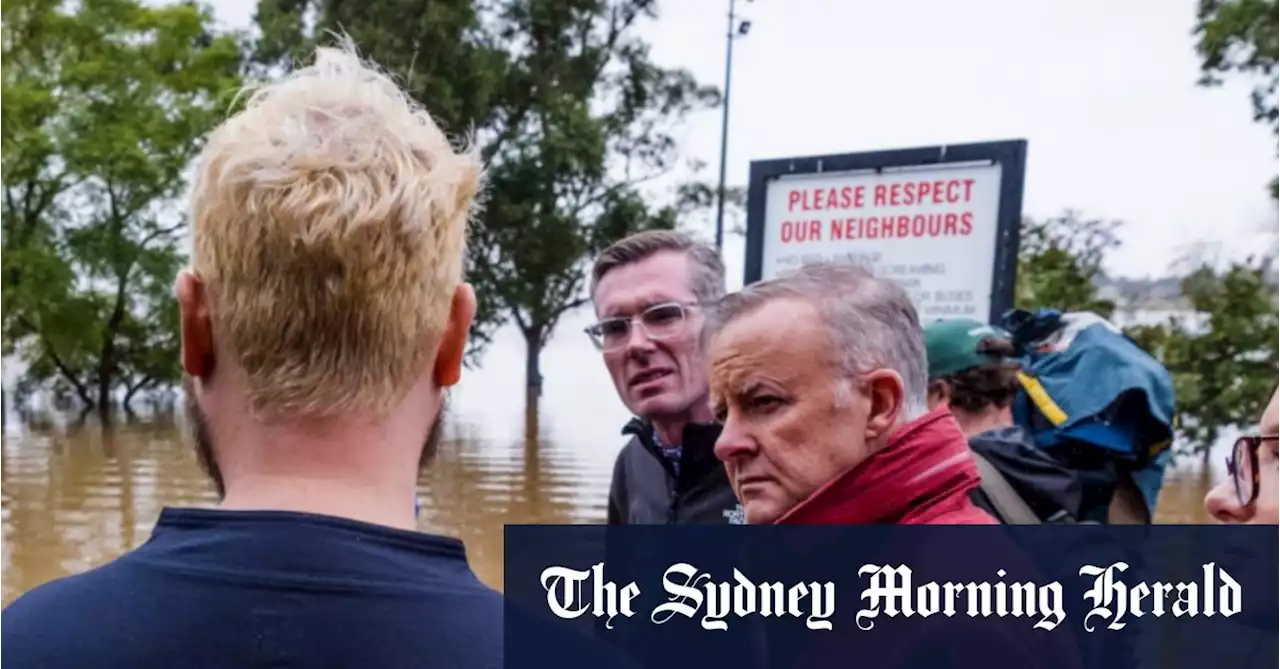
[1,409,1226,607]
[0,409,609,605]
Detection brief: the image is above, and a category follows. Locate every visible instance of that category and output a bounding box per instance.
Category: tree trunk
[97,258,132,425]
[24,316,95,409]
[96,375,113,423]
[122,376,153,414]
[523,330,543,443]
[110,424,137,548]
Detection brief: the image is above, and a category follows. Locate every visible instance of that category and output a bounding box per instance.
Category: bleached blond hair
[188,39,484,419]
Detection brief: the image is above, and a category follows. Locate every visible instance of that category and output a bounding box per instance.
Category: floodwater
[0,409,614,605]
[0,314,1235,606]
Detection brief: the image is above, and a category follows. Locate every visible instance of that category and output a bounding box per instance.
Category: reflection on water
[0,295,1239,608]
[0,314,1230,606]
[0,410,1222,606]
[1151,467,1219,524]
[0,407,615,606]
[0,314,631,606]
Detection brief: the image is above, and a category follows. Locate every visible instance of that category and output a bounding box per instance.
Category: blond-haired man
[2,42,500,668]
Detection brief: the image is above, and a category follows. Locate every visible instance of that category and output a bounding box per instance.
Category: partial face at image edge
[1204,389,1279,525]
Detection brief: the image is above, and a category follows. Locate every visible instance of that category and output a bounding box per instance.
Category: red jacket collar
[775,405,994,525]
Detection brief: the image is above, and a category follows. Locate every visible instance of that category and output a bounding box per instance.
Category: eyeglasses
[585,301,701,352]
[1225,434,1278,507]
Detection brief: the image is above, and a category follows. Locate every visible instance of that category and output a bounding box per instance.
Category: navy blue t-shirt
[2,507,503,668]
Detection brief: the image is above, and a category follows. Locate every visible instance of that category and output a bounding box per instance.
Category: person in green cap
[923,318,1084,524]
[923,318,1021,436]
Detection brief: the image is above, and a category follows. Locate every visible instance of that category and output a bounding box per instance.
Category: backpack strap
[1016,371,1069,426]
[970,450,1042,525]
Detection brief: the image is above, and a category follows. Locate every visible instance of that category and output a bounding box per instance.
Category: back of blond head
[189,38,483,419]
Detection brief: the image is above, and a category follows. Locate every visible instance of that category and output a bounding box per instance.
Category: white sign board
[760,163,1003,322]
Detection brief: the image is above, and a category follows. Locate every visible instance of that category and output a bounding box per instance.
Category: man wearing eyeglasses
[1194,387,1280,669]
[587,230,745,525]
[1204,386,1278,524]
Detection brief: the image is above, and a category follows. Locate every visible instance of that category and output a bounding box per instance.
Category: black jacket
[968,425,1085,523]
[606,418,743,524]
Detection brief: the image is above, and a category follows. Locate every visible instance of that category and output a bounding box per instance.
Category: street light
[714,0,752,251]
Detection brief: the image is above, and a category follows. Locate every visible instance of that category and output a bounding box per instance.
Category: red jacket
[776,405,996,525]
[772,407,1082,669]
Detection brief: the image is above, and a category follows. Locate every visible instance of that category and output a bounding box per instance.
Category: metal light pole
[714,0,751,251]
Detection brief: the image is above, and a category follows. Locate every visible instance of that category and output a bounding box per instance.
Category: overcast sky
[4,1,1262,440]
[211,0,1278,284]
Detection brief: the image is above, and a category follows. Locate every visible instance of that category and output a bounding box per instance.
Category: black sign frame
[742,139,1028,324]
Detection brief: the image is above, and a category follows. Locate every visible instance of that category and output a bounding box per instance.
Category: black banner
[505,525,1278,669]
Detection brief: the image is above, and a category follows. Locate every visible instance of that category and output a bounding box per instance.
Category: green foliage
[2,0,242,413]
[1194,0,1280,198]
[1015,210,1121,319]
[1114,263,1277,457]
[253,0,718,394]
[1175,0,1280,437]
[675,179,748,237]
[1015,209,1278,456]
[1137,260,1279,455]
[253,0,506,143]
[472,1,717,366]
[253,0,509,360]
[1195,0,1279,130]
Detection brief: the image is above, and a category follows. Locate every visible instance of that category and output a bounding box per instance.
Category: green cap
[923,318,1011,379]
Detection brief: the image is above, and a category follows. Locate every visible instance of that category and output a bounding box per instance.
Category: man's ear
[926,379,951,411]
[176,271,216,379]
[861,368,906,442]
[434,283,477,388]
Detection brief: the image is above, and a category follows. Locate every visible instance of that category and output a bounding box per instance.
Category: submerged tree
[254,0,718,424]
[471,1,717,423]
[2,0,243,417]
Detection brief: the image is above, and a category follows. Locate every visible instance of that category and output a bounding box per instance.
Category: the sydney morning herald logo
[539,561,1242,632]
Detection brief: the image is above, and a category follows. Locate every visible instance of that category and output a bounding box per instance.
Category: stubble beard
[183,376,447,501]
